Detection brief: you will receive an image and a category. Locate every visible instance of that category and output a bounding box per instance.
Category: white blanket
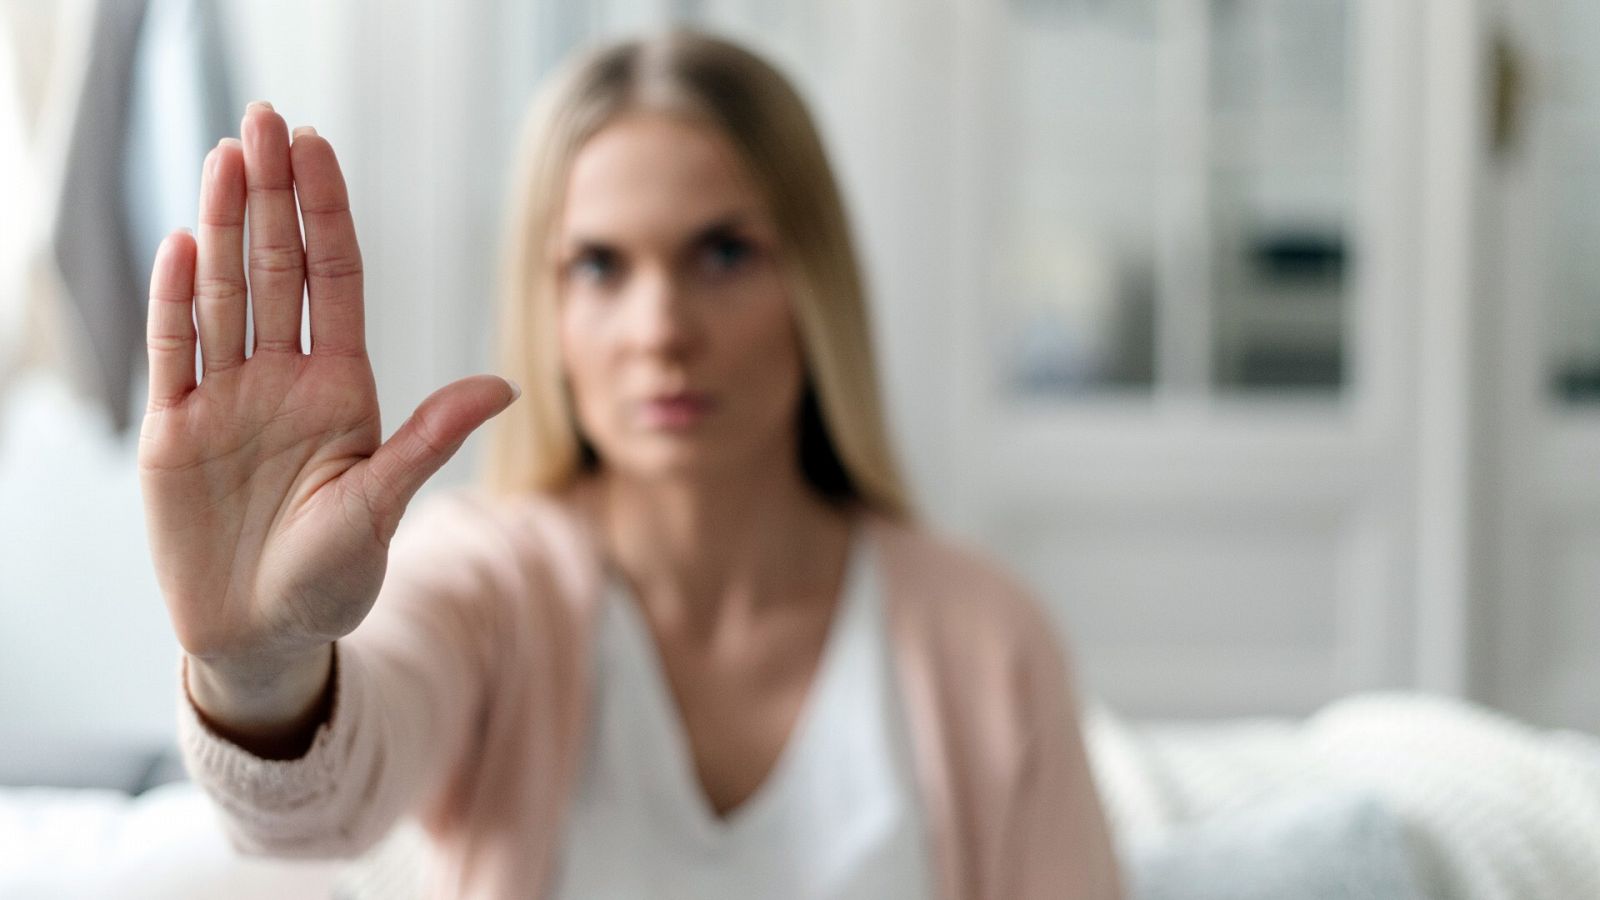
[0,783,340,899]
[1086,692,1600,900]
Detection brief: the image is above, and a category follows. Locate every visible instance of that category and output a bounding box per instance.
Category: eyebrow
[686,214,753,244]
[561,211,759,254]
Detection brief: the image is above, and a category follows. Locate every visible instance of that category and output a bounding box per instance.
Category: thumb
[355,375,520,539]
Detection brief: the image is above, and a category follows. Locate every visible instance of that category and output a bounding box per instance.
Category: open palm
[139,103,516,672]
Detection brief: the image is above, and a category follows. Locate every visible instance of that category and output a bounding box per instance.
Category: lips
[639,390,714,428]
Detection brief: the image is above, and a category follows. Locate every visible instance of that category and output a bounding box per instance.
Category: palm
[143,353,383,656]
[139,105,515,667]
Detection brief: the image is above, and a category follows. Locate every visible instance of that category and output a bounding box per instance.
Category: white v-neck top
[550,525,934,900]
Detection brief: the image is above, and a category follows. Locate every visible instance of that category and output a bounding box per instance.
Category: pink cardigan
[178,482,1123,900]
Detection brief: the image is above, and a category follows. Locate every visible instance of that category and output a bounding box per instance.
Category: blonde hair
[483,29,915,522]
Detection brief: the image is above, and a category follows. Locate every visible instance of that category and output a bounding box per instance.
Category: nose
[624,266,701,359]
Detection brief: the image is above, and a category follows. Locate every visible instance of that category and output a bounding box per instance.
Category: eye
[568,247,621,285]
[697,233,754,276]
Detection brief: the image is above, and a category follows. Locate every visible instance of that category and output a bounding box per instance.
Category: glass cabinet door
[1525,1,1600,404]
[1209,0,1351,393]
[991,0,1354,402]
[991,3,1162,397]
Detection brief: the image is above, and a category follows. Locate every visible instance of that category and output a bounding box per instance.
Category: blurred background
[1,0,1596,770]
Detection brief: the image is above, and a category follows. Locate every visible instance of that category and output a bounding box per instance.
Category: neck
[592,461,854,634]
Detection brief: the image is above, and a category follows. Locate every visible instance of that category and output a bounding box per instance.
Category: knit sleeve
[176,490,515,859]
[997,599,1127,900]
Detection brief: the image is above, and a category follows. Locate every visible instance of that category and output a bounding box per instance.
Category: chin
[600,437,769,485]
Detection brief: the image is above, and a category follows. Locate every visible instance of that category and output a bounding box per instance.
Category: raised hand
[139,103,517,750]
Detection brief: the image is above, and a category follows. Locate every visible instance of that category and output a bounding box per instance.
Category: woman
[140,30,1122,900]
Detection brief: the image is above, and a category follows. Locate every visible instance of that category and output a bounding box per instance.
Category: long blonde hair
[483,29,915,522]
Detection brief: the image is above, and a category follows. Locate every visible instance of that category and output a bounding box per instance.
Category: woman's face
[556,113,806,482]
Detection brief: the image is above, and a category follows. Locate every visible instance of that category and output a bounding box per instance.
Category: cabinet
[945,0,1597,729]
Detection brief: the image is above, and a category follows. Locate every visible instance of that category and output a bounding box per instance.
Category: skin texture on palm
[139,103,517,756]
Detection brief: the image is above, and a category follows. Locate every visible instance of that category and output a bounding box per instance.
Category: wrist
[185,644,334,738]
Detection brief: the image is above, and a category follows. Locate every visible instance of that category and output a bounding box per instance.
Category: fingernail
[219,137,242,150]
[506,380,522,402]
[292,125,318,140]
[176,226,193,236]
[246,100,274,113]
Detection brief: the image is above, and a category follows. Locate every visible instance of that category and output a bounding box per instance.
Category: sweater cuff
[176,643,361,816]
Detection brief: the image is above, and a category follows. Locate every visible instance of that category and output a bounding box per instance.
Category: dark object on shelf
[1251,232,1347,283]
[1555,366,1600,403]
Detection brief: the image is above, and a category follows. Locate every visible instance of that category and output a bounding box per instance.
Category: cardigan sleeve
[177,491,514,859]
[998,606,1126,900]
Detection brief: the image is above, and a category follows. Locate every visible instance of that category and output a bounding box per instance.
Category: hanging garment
[48,0,149,431]
[47,0,233,431]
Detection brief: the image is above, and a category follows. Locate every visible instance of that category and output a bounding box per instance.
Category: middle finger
[241,102,306,355]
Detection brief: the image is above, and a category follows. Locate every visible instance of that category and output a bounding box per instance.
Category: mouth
[639,390,715,429]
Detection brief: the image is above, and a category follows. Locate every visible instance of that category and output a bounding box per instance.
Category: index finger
[290,127,366,358]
